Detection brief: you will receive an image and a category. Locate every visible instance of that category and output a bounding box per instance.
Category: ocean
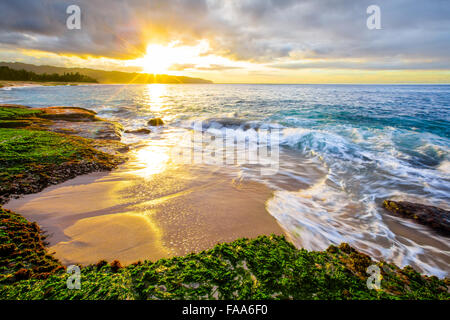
[1,83,449,277]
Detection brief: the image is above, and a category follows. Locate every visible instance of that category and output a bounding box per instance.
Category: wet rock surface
[147,118,164,126]
[44,120,123,140]
[383,200,450,236]
[124,128,151,134]
[0,104,124,140]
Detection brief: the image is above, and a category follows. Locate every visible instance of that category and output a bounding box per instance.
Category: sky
[0,0,449,83]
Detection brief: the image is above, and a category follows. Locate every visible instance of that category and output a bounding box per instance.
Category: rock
[383,200,450,235]
[0,120,32,128]
[124,128,151,134]
[44,120,123,140]
[36,106,97,122]
[90,140,130,155]
[0,104,124,141]
[147,118,164,126]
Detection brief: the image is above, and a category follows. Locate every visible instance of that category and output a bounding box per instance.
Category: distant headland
[0,62,213,84]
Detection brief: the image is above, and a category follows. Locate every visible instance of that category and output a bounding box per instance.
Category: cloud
[168,63,197,71]
[0,0,449,70]
[270,59,450,70]
[195,64,243,71]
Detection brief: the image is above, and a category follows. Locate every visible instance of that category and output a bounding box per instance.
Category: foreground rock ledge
[0,104,124,141]
[383,200,450,236]
[0,207,448,300]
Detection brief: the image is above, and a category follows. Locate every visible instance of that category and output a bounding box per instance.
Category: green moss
[0,106,42,120]
[0,207,63,283]
[0,127,120,203]
[0,233,448,300]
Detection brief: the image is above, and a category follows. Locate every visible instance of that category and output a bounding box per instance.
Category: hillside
[0,66,98,83]
[0,62,213,84]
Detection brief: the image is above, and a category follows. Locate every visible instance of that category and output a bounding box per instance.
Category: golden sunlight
[143,84,167,112]
[141,44,174,74]
[134,145,170,178]
[138,41,209,74]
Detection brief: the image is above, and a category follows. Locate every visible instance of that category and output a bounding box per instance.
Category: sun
[141,44,174,74]
[137,40,212,75]
[134,40,239,76]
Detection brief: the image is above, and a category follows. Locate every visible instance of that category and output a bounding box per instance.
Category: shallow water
[1,84,449,276]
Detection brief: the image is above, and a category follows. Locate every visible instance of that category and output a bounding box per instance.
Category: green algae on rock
[0,105,124,140]
[0,128,124,204]
[0,224,448,300]
[0,105,128,204]
[0,207,63,283]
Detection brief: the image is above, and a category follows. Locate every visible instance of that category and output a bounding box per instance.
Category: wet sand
[5,144,284,265]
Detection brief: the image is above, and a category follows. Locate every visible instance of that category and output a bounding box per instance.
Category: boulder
[124,128,151,134]
[383,200,450,235]
[147,118,164,126]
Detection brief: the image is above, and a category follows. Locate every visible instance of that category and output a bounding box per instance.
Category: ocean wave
[266,177,450,277]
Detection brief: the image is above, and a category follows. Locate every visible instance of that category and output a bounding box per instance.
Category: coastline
[6,163,285,265]
[0,80,96,89]
[0,103,448,300]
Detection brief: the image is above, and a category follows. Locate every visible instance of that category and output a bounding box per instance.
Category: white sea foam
[266,177,450,277]
[3,83,449,276]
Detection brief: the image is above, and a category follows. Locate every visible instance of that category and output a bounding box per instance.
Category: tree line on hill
[0,62,213,84]
[0,66,98,83]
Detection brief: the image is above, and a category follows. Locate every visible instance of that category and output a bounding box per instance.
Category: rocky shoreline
[0,219,448,299]
[0,104,448,300]
[0,104,128,204]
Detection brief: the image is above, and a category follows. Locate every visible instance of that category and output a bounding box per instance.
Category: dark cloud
[0,0,449,69]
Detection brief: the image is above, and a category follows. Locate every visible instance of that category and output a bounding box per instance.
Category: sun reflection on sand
[50,211,170,265]
[133,144,170,178]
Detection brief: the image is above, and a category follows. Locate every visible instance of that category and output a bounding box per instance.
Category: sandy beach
[6,142,284,265]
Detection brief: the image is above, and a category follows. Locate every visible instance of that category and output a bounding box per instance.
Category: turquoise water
[1,84,449,276]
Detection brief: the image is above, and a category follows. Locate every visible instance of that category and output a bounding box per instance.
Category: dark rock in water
[383,200,450,236]
[202,118,259,131]
[148,118,164,126]
[207,117,246,127]
[125,128,151,134]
